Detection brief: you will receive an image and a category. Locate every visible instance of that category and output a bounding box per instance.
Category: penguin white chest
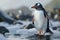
[33,10,47,30]
[33,10,45,23]
[34,10,45,20]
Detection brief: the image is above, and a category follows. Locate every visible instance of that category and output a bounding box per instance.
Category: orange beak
[31,6,37,8]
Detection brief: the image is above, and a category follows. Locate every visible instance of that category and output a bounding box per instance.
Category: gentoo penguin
[31,3,52,35]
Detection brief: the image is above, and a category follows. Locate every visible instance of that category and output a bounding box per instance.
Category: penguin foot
[37,29,44,35]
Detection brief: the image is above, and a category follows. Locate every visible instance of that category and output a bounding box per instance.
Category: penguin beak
[31,6,37,8]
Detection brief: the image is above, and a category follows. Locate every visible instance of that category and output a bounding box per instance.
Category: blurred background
[0,0,60,21]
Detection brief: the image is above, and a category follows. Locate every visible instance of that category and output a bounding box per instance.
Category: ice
[16,29,30,37]
[45,32,51,35]
[0,34,7,40]
[0,22,10,27]
[16,20,32,26]
[28,28,38,34]
[0,22,25,34]
[0,20,60,40]
[49,20,60,36]
[52,39,60,40]
[7,38,29,40]
[0,20,32,34]
[50,20,60,27]
[16,28,37,37]
[7,21,32,34]
[51,37,60,40]
[7,24,25,34]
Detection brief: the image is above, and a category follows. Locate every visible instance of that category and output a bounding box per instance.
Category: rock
[26,24,35,29]
[0,26,9,35]
[14,21,23,25]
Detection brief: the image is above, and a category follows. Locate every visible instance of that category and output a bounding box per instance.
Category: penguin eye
[37,3,40,6]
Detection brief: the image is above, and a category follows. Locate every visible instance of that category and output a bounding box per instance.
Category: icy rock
[16,28,37,37]
[0,22,10,27]
[16,20,32,26]
[26,24,35,29]
[0,34,7,40]
[17,30,32,37]
[7,37,29,40]
[50,20,60,27]
[28,28,38,34]
[6,24,25,34]
[0,26,9,35]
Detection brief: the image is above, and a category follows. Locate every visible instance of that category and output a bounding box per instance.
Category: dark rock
[14,22,23,25]
[0,17,4,22]
[52,27,57,30]
[0,26,9,35]
[19,15,33,21]
[26,24,35,29]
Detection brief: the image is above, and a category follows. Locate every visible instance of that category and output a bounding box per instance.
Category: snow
[0,22,9,27]
[16,28,38,37]
[50,20,60,27]
[0,20,60,35]
[16,20,32,26]
[0,20,60,40]
[0,34,7,40]
[0,20,32,34]
[7,38,29,40]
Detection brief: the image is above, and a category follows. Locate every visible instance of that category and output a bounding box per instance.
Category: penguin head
[31,3,43,10]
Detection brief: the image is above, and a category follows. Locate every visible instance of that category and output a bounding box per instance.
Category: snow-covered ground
[0,20,60,40]
[0,20,33,34]
[1,20,60,33]
[0,20,60,35]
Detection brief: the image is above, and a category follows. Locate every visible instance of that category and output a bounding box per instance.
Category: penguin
[31,2,52,35]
